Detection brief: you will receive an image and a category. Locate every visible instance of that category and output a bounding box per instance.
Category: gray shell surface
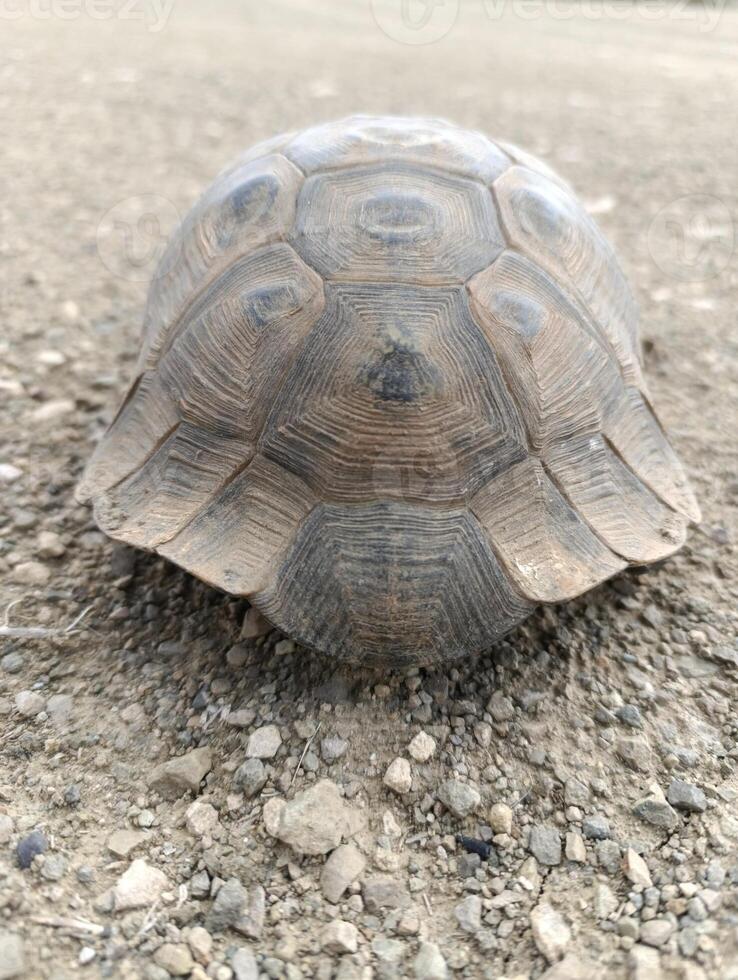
[78,115,700,665]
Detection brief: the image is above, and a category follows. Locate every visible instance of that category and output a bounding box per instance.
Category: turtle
[78,114,700,666]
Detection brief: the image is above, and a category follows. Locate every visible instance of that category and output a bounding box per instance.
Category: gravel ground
[1,2,737,978]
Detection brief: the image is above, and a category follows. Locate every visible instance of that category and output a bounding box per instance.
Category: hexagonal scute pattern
[290,165,503,284]
[252,502,534,666]
[80,115,700,666]
[259,283,526,504]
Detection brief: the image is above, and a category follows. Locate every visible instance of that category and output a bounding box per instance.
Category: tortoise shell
[78,115,700,666]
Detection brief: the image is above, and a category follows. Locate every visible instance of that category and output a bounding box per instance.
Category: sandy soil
[1,2,737,978]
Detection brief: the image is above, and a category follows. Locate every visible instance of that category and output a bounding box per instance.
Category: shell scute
[290,164,504,284]
[259,283,527,505]
[253,501,534,665]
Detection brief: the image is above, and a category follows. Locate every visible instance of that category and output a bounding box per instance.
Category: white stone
[382,810,402,836]
[438,778,481,818]
[0,464,22,484]
[12,561,50,586]
[15,690,46,717]
[0,815,14,845]
[640,918,674,948]
[565,831,587,863]
[231,948,258,980]
[413,941,448,980]
[594,881,618,920]
[264,779,363,856]
[246,724,282,759]
[454,894,482,933]
[186,926,213,965]
[106,829,147,858]
[321,919,358,954]
[185,801,220,837]
[31,399,75,422]
[321,843,366,903]
[629,944,663,980]
[262,797,286,837]
[540,955,593,980]
[37,530,65,558]
[149,747,212,799]
[408,731,436,762]
[489,803,513,835]
[153,943,194,976]
[530,903,571,963]
[0,931,25,979]
[623,848,652,887]
[113,859,168,911]
[37,349,66,366]
[384,757,412,794]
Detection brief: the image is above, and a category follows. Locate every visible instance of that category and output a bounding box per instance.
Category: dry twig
[31,915,106,937]
[289,722,322,791]
[0,597,91,639]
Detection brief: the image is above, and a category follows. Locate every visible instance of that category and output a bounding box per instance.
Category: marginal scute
[159,456,317,595]
[284,114,511,183]
[544,435,687,563]
[253,502,534,665]
[93,422,252,549]
[228,130,296,167]
[260,284,527,504]
[471,457,625,602]
[603,388,701,523]
[290,165,504,284]
[495,140,572,191]
[494,165,643,386]
[140,153,304,368]
[77,371,179,500]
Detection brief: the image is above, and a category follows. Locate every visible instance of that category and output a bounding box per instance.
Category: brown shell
[78,115,700,666]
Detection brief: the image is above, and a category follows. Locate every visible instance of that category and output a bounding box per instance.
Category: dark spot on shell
[241,284,299,328]
[217,175,279,248]
[362,343,441,403]
[516,186,570,244]
[360,191,439,245]
[229,174,279,222]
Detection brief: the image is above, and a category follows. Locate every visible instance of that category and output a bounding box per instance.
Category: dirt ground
[1,1,737,978]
